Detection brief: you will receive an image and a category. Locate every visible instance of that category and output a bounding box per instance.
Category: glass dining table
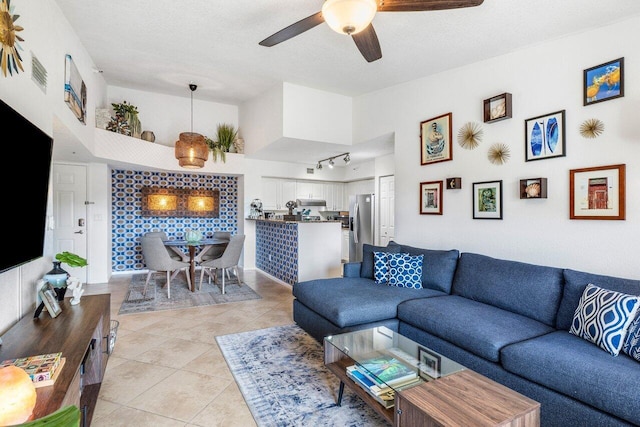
[162,238,227,291]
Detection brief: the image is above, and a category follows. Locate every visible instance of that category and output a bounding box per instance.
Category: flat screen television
[0,98,54,274]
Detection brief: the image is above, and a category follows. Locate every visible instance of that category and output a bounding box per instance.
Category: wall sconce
[316,152,351,169]
[142,187,220,217]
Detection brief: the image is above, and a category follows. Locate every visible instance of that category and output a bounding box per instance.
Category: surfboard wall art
[525,110,566,162]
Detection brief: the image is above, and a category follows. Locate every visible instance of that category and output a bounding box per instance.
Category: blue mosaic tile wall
[255,221,298,285]
[111,169,239,272]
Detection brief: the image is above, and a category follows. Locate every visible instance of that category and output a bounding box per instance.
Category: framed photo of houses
[570,164,625,220]
[473,180,503,219]
[583,57,624,106]
[420,180,443,215]
[524,110,566,162]
[420,113,452,165]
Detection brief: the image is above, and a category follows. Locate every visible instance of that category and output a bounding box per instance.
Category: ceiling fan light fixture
[322,0,377,35]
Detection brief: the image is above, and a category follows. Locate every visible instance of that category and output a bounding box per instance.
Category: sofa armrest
[343,262,362,278]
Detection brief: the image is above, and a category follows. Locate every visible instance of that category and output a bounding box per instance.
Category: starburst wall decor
[0,0,25,77]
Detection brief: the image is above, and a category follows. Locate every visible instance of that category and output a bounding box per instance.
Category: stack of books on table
[346,353,421,409]
[0,352,65,387]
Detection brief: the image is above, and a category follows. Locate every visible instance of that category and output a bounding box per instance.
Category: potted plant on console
[43,252,88,301]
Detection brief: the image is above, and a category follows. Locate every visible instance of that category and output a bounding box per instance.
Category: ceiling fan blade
[378,0,484,12]
[352,24,382,63]
[259,12,325,47]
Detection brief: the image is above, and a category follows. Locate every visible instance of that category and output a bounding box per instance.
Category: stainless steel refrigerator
[349,193,375,262]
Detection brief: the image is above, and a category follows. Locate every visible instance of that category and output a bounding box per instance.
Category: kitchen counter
[254,219,342,286]
[246,218,342,224]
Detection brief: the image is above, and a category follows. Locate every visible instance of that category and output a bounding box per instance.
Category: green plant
[215,123,238,152]
[55,251,88,268]
[111,101,142,138]
[205,137,226,163]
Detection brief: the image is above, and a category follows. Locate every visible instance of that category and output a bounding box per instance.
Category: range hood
[296,199,327,207]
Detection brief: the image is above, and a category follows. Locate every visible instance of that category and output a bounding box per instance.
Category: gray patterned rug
[118,272,261,315]
[216,324,389,427]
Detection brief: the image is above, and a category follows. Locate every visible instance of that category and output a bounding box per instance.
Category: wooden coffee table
[324,327,540,427]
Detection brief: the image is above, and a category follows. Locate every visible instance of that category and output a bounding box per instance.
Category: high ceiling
[52,0,640,166]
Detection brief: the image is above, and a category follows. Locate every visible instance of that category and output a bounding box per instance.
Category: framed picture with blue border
[583,57,624,106]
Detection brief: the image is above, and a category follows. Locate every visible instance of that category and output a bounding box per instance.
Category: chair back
[204,235,245,268]
[141,235,184,271]
[213,231,232,241]
[145,231,169,240]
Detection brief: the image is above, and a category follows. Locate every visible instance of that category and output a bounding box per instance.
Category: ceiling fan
[259,0,484,63]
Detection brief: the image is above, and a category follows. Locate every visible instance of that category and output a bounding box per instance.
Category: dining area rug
[216,324,388,427]
[118,272,261,315]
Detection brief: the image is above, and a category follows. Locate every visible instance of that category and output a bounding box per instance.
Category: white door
[52,163,88,283]
[379,175,395,246]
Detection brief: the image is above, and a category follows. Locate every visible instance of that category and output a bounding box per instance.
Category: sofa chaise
[292,241,640,426]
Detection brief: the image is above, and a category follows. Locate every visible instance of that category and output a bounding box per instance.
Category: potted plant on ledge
[43,252,88,301]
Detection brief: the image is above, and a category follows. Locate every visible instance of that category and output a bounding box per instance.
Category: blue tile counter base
[255,221,298,286]
[111,169,238,272]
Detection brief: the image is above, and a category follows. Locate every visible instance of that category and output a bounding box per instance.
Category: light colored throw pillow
[373,251,392,284]
[569,284,640,356]
[388,253,424,289]
[622,313,640,362]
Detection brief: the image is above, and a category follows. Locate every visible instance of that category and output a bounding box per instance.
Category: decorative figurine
[67,277,84,305]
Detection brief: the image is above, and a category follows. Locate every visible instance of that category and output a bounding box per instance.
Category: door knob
[74,230,84,234]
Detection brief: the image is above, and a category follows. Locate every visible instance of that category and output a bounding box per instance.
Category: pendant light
[175,83,209,169]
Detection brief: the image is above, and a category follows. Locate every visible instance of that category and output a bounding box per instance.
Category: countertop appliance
[349,194,375,262]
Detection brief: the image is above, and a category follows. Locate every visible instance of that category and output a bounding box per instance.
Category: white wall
[0,0,107,333]
[353,16,640,279]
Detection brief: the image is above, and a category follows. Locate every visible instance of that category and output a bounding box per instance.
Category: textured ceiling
[52,0,640,166]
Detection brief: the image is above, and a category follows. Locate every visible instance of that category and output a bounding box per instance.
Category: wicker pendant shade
[175,132,208,168]
[175,84,209,169]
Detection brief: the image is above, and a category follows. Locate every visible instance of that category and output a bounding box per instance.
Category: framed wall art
[418,346,441,379]
[420,180,443,215]
[584,57,624,106]
[483,92,512,123]
[570,164,625,220]
[39,283,62,318]
[473,180,502,219]
[420,113,452,165]
[524,110,565,162]
[64,54,87,124]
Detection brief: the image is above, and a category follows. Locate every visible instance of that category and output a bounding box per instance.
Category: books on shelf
[346,365,395,409]
[0,352,65,387]
[356,352,418,387]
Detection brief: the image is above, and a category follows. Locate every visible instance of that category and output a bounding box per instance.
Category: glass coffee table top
[324,326,465,391]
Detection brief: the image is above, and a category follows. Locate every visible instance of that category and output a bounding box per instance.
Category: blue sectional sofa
[292,242,640,427]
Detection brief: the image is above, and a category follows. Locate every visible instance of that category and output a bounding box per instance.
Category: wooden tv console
[0,294,111,426]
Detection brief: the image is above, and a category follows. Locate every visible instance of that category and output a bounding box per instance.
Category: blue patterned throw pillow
[388,253,424,289]
[622,313,640,362]
[569,284,640,356]
[373,251,391,284]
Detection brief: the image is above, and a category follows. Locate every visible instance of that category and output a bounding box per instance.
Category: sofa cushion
[501,330,640,424]
[388,253,423,289]
[293,277,445,328]
[397,295,554,362]
[569,284,639,356]
[623,313,640,361]
[388,242,459,293]
[557,269,640,331]
[361,244,401,280]
[373,251,391,284]
[451,252,564,326]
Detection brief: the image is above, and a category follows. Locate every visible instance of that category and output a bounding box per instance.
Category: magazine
[355,353,417,387]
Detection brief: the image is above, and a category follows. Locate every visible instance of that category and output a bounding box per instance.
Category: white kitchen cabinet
[324,182,346,210]
[296,180,325,200]
[341,229,350,262]
[262,178,298,210]
[280,179,297,207]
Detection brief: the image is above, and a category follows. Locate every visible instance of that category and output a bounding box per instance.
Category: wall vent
[31,53,47,93]
[306,168,314,174]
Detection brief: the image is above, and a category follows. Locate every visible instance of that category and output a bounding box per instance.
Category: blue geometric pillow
[388,253,424,289]
[373,251,392,285]
[569,284,640,356]
[622,313,640,362]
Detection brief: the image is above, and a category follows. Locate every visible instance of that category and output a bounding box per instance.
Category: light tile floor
[86,269,295,427]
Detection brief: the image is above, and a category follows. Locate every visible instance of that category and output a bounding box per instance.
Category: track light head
[328,158,335,168]
[316,162,322,169]
[344,153,350,164]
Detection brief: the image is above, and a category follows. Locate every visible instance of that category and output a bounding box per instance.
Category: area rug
[216,324,389,427]
[118,272,261,315]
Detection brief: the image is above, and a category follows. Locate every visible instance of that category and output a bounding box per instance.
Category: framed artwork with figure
[420,113,452,165]
[473,180,503,219]
[420,181,443,215]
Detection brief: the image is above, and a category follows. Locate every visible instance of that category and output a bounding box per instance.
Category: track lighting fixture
[316,152,350,169]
